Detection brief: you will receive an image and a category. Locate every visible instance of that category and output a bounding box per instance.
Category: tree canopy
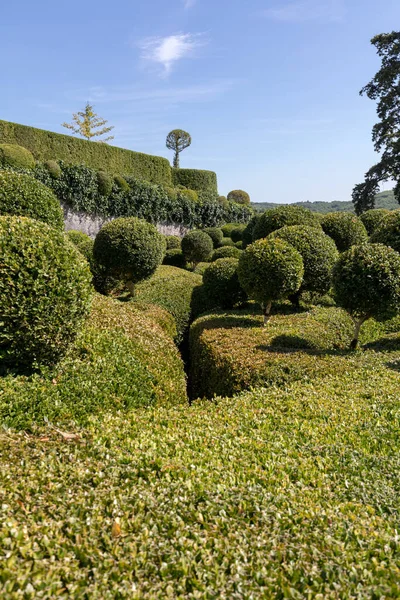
[62,102,114,143]
[166,130,191,168]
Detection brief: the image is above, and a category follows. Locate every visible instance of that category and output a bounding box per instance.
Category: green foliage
[181,230,213,267]
[135,266,203,344]
[0,216,92,369]
[97,170,113,197]
[44,159,62,179]
[165,235,181,249]
[0,119,172,185]
[238,238,304,317]
[0,143,35,170]
[172,168,218,196]
[230,224,246,242]
[220,236,235,247]
[203,258,246,309]
[235,240,243,249]
[269,225,339,296]
[211,245,242,261]
[360,208,390,234]
[370,210,400,251]
[62,102,114,143]
[190,306,357,398]
[114,173,130,192]
[242,214,260,248]
[166,130,192,168]
[0,171,64,230]
[321,212,368,252]
[163,248,186,269]
[253,205,322,240]
[227,189,250,205]
[221,222,239,237]
[178,187,199,203]
[93,218,166,292]
[333,243,400,323]
[203,227,223,248]
[66,230,94,262]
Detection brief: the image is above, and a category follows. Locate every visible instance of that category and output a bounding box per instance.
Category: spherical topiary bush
[211,246,242,261]
[181,230,213,267]
[321,212,368,252]
[269,225,339,301]
[242,214,260,248]
[97,171,113,197]
[114,174,130,192]
[220,237,235,247]
[0,171,64,230]
[238,239,304,324]
[333,243,400,348]
[221,223,239,238]
[253,205,322,241]
[227,190,251,205]
[0,143,35,171]
[93,217,166,296]
[238,238,304,324]
[67,230,94,262]
[370,211,400,252]
[44,160,62,179]
[203,258,247,309]
[217,195,229,209]
[165,235,181,250]
[235,241,243,249]
[231,224,246,243]
[0,216,93,369]
[203,227,223,248]
[163,248,186,268]
[360,208,390,235]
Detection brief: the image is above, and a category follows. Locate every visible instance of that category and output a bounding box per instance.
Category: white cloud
[139,33,206,75]
[264,0,346,23]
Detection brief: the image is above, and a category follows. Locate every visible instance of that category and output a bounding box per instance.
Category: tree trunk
[350,315,368,350]
[173,151,180,169]
[262,302,272,326]
[126,280,135,299]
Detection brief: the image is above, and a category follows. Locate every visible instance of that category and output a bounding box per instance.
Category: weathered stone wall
[62,202,190,239]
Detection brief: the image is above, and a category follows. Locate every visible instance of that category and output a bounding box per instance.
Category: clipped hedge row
[0,119,172,185]
[172,168,218,196]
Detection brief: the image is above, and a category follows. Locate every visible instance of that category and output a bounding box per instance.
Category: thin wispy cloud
[139,33,206,75]
[263,0,346,23]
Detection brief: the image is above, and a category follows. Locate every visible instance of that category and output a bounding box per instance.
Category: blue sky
[1,0,400,203]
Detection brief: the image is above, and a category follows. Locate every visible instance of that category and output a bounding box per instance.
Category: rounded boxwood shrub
[93,217,166,296]
[360,208,390,235]
[220,236,235,247]
[163,248,186,268]
[370,211,400,252]
[211,246,242,261]
[321,212,368,252]
[44,160,62,179]
[67,230,94,262]
[333,243,400,348]
[235,241,243,249]
[0,171,64,230]
[97,170,113,197]
[269,225,339,300]
[238,238,304,324]
[227,190,251,205]
[221,222,239,238]
[181,230,213,267]
[242,214,261,248]
[114,174,130,192]
[253,206,322,241]
[0,216,93,368]
[203,227,223,248]
[0,143,35,170]
[165,235,181,250]
[231,224,246,243]
[203,258,246,309]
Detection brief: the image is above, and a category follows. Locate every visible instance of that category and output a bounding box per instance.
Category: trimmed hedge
[0,119,172,185]
[203,227,223,248]
[220,236,235,247]
[172,168,218,196]
[203,258,246,309]
[165,235,181,250]
[0,143,35,170]
[66,230,94,262]
[227,189,250,205]
[360,208,390,235]
[231,224,246,242]
[253,205,322,240]
[211,246,242,261]
[181,230,213,266]
[370,210,400,252]
[135,265,203,344]
[163,248,186,269]
[0,171,64,230]
[0,216,92,369]
[321,212,368,252]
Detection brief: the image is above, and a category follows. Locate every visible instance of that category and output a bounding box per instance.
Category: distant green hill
[252,190,398,214]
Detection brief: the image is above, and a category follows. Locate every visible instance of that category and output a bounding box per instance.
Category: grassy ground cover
[189,304,387,398]
[1,347,400,597]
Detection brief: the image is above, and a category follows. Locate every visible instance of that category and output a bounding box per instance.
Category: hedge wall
[172,168,218,196]
[0,120,172,186]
